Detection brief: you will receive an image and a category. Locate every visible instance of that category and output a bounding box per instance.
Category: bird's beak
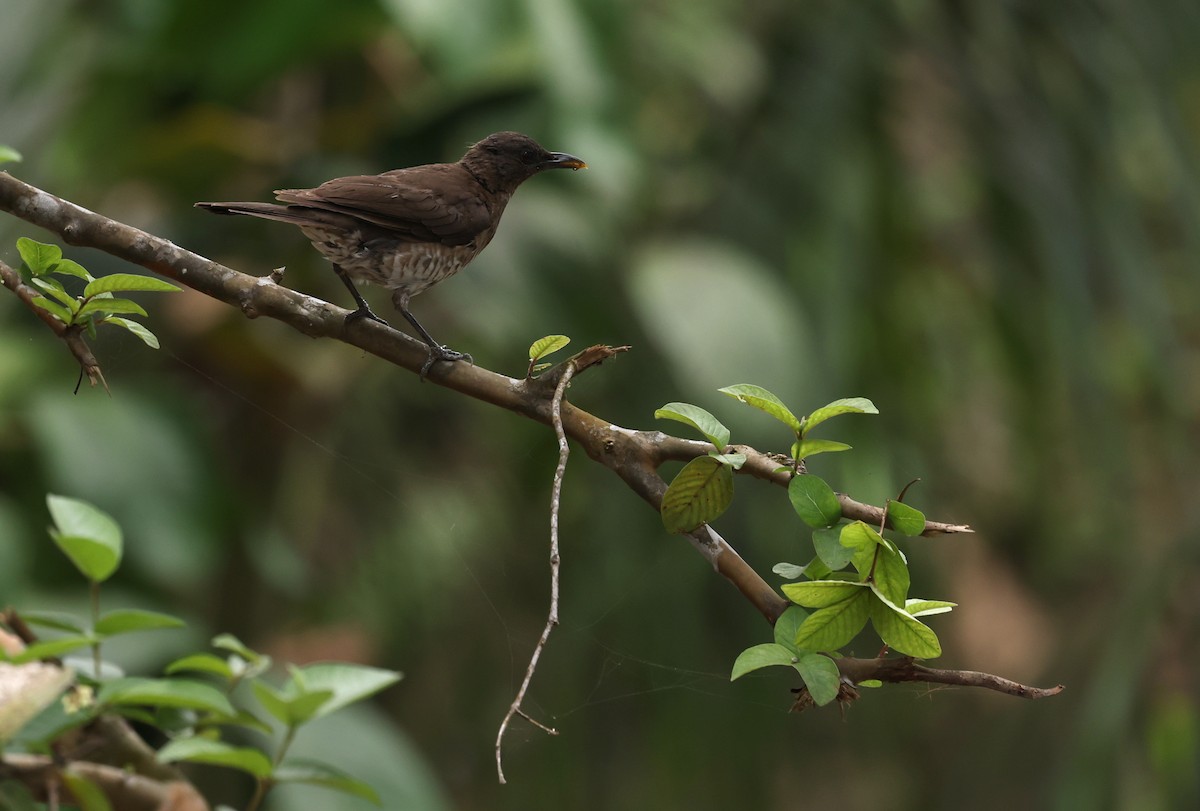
[545,152,588,170]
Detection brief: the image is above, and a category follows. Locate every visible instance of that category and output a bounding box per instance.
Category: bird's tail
[194,201,315,225]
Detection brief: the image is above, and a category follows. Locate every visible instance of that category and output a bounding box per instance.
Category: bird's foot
[419,345,474,380]
[344,305,390,327]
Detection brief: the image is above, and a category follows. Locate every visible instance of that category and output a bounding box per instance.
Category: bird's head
[461,132,586,192]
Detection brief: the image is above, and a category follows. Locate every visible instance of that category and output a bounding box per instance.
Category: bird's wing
[274,164,491,246]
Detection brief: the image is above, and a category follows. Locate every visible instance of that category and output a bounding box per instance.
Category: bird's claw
[344,305,390,327]
[419,345,473,380]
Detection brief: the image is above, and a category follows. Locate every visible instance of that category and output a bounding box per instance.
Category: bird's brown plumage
[196,131,586,374]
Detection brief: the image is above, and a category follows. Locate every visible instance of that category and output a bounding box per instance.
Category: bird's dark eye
[520,149,536,163]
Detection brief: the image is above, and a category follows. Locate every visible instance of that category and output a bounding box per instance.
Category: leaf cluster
[15,238,180,349]
[1,495,401,809]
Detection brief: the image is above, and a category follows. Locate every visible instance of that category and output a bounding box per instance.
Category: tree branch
[0,171,1058,703]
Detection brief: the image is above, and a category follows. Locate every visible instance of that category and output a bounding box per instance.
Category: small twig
[495,360,575,784]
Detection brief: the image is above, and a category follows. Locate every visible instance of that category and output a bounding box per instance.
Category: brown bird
[197,131,586,375]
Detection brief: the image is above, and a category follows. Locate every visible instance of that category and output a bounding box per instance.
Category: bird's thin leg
[332,264,389,326]
[393,291,473,378]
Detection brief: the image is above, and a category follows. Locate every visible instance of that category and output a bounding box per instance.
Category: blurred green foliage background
[2,0,1199,808]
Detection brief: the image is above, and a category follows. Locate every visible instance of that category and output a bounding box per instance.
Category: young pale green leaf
[801,397,878,435]
[802,556,832,580]
[794,653,841,706]
[288,663,403,720]
[84,273,181,296]
[101,317,160,349]
[660,456,734,533]
[793,590,871,651]
[78,297,148,320]
[61,770,113,811]
[718,384,802,432]
[165,653,234,679]
[202,708,273,736]
[730,643,798,681]
[274,758,382,805]
[157,737,273,778]
[869,590,942,658]
[781,579,869,608]
[0,145,22,164]
[871,544,910,607]
[788,475,842,528]
[812,527,852,570]
[10,635,96,664]
[211,633,261,661]
[840,521,883,578]
[46,494,123,583]
[887,500,926,536]
[527,334,570,361]
[858,679,883,687]
[772,562,806,580]
[772,605,809,651]
[252,680,292,726]
[655,402,731,449]
[708,451,746,468]
[94,609,185,637]
[792,438,853,460]
[18,611,86,634]
[16,238,62,275]
[98,678,236,716]
[905,599,957,617]
[31,297,74,324]
[530,362,551,374]
[51,258,94,282]
[29,276,78,309]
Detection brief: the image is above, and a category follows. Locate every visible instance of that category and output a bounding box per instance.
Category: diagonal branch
[0,171,1059,702]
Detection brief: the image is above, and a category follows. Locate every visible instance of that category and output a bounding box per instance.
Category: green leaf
[802,556,832,579]
[0,145,22,164]
[46,495,123,583]
[94,609,185,637]
[869,590,942,658]
[708,451,746,468]
[792,438,852,460]
[872,544,910,607]
[802,397,878,435]
[660,456,734,533]
[98,678,236,716]
[202,708,273,736]
[840,521,884,578]
[772,606,809,652]
[527,334,570,361]
[157,737,273,778]
[165,653,234,679]
[905,599,957,617]
[100,317,160,349]
[17,611,86,634]
[252,680,334,726]
[16,238,62,275]
[718,384,802,432]
[61,770,113,811]
[887,500,926,536]
[274,758,382,805]
[813,527,852,570]
[50,258,94,282]
[730,643,797,680]
[655,402,730,449]
[287,663,402,720]
[31,297,74,324]
[793,589,871,651]
[530,362,551,374]
[10,635,97,663]
[211,633,263,662]
[772,562,806,580]
[858,679,883,688]
[782,579,869,608]
[29,276,78,309]
[794,653,841,706]
[78,297,149,320]
[83,273,181,296]
[253,680,292,725]
[788,475,842,528]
